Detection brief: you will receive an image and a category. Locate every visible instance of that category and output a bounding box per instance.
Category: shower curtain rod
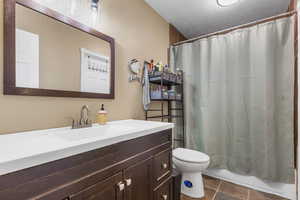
[172,11,297,46]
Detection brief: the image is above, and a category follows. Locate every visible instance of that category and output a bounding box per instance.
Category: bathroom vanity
[0,120,173,200]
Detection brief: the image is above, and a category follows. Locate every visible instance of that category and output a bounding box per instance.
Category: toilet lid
[173,148,210,164]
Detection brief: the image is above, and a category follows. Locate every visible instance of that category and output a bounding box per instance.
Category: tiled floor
[181,175,288,200]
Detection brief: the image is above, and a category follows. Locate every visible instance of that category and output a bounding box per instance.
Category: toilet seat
[173,148,210,164]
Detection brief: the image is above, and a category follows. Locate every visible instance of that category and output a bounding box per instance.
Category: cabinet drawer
[154,178,172,200]
[154,149,171,185]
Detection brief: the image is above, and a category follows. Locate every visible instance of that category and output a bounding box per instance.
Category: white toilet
[173,148,210,198]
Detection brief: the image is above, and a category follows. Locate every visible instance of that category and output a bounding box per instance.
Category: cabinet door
[70,172,124,200]
[154,178,172,200]
[124,158,153,200]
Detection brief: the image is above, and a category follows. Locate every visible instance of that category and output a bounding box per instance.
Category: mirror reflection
[15,4,111,94]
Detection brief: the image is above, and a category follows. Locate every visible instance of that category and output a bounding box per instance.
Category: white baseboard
[203,169,296,200]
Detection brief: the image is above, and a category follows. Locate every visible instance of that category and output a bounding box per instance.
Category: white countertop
[0,120,173,176]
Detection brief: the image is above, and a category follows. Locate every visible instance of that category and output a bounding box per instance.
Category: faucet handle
[68,117,79,129]
[85,119,91,125]
[79,118,84,125]
[66,117,76,128]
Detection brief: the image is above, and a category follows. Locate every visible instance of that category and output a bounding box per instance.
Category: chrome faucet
[72,105,92,129]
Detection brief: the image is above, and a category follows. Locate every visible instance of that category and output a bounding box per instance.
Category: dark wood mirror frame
[4,0,115,99]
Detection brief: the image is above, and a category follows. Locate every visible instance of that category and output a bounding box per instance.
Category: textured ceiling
[145,0,291,38]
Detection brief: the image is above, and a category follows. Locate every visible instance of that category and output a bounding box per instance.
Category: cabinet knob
[161,194,168,200]
[125,178,132,186]
[162,163,168,169]
[117,182,125,191]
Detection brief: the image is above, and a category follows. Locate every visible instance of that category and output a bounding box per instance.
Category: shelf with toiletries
[145,60,183,86]
[144,59,185,149]
[149,71,183,86]
[150,85,182,102]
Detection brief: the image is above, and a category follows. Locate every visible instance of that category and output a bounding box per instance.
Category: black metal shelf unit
[145,70,185,148]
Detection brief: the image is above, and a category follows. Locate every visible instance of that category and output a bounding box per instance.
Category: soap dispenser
[97,104,108,125]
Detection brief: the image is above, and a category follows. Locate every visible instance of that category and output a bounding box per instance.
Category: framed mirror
[4,0,115,99]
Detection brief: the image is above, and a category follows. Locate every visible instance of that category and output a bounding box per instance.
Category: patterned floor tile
[203,175,221,190]
[180,176,288,200]
[215,192,240,200]
[218,181,248,200]
[204,188,217,200]
[181,194,203,200]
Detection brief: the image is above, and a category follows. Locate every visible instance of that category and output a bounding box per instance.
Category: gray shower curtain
[170,15,295,183]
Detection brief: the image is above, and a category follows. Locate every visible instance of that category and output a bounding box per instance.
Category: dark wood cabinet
[0,129,173,200]
[124,158,153,200]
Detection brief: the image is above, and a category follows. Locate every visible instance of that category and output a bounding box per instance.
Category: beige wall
[0,0,169,134]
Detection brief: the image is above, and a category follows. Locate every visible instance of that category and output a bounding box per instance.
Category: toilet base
[181,172,204,198]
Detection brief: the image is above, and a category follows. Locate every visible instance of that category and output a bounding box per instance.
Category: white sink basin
[54,124,136,142]
[0,120,174,176]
